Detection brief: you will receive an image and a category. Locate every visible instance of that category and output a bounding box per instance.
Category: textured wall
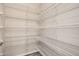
[38,3,79,56]
[0,4,4,56]
[0,3,40,56]
[1,3,79,56]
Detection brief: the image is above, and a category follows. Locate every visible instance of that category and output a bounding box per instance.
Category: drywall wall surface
[0,4,4,56]
[38,3,79,56]
[1,3,79,56]
[0,3,40,56]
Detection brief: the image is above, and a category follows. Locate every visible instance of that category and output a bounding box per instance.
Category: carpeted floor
[26,52,42,56]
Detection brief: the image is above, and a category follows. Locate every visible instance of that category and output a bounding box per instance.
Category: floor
[26,52,42,56]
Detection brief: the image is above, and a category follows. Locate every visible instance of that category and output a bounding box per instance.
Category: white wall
[38,3,79,56]
[0,4,4,56]
[0,3,79,56]
[0,3,40,56]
